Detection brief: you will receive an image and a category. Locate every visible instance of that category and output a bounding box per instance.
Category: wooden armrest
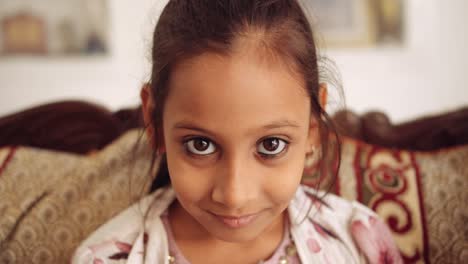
[0,101,142,154]
[333,108,468,151]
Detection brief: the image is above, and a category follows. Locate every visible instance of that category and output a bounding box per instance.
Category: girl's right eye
[184,138,216,155]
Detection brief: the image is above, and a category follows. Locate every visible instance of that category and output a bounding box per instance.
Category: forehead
[164,51,310,133]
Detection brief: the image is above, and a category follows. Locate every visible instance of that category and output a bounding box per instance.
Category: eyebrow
[173,119,301,134]
[261,120,301,129]
[173,122,213,135]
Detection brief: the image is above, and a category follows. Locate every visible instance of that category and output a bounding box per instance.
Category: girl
[73,0,402,263]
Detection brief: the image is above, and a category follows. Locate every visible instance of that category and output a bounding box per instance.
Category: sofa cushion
[302,137,468,264]
[417,147,468,263]
[1,129,467,263]
[0,130,155,264]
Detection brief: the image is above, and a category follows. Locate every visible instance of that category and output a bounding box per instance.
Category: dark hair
[145,0,341,193]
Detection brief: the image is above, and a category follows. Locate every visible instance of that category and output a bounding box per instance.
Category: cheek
[264,150,306,205]
[166,150,213,205]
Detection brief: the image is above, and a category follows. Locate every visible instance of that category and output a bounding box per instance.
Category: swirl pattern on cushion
[303,138,428,263]
[303,137,468,264]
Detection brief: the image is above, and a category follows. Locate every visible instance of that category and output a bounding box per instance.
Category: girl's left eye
[257,138,288,156]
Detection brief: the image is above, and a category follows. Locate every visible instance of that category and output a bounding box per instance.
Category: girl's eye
[185,138,216,155]
[257,138,288,156]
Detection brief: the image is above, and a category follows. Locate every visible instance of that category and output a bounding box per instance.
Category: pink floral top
[72,185,403,264]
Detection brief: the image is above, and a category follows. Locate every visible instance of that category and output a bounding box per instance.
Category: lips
[210,212,260,228]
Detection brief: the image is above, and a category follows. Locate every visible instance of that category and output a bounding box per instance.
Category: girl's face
[161,49,320,243]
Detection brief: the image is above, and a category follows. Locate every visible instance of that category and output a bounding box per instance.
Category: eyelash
[182,137,290,159]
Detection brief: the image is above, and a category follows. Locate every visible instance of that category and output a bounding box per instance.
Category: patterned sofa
[0,101,467,264]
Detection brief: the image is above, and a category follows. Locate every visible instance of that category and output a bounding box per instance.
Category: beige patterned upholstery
[0,130,155,263]
[417,148,468,263]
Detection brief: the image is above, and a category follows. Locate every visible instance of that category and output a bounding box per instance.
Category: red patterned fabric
[302,138,429,263]
[0,147,17,177]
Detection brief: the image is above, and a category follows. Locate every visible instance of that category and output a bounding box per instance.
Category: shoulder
[71,187,174,264]
[293,185,403,263]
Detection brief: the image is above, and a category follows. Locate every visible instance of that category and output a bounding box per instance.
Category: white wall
[327,0,468,122]
[1,0,467,123]
[0,0,108,54]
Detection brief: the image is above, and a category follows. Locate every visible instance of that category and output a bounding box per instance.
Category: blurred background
[0,0,467,123]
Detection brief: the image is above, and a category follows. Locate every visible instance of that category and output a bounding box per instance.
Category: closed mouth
[209,211,260,228]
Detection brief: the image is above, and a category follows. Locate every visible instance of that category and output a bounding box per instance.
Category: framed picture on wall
[0,0,109,56]
[2,13,47,54]
[374,0,404,44]
[307,0,376,48]
[306,0,404,48]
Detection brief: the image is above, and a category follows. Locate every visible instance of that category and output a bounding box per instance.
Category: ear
[140,83,165,152]
[318,82,328,110]
[306,83,328,153]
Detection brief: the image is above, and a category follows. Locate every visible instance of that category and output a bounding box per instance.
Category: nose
[211,152,257,210]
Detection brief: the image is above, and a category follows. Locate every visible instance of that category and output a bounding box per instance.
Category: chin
[204,224,266,243]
